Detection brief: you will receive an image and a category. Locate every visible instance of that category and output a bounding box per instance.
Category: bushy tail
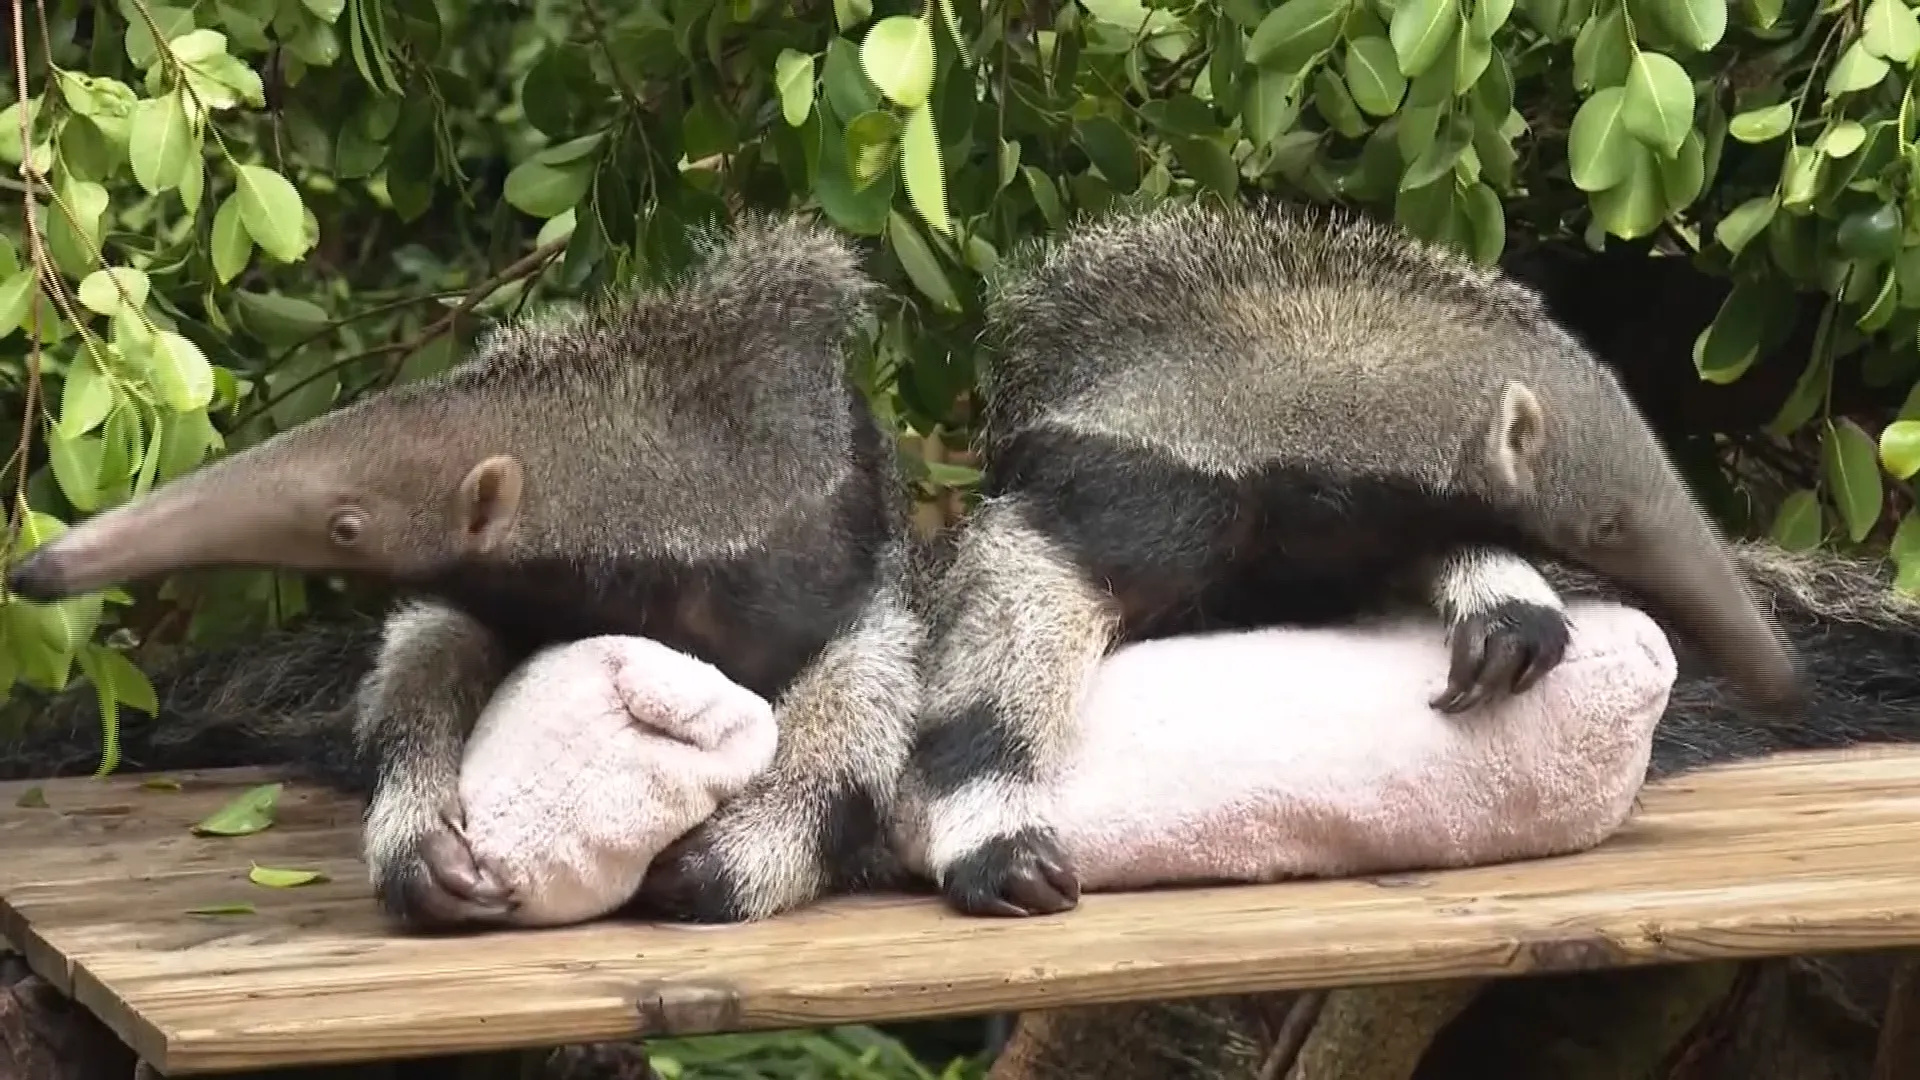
[1647,541,1920,778]
[0,616,380,792]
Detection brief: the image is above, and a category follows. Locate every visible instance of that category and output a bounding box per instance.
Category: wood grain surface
[6,750,1920,1075]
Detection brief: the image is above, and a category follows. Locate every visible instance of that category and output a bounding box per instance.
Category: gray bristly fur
[347,214,929,928]
[2,212,927,931]
[903,199,1801,918]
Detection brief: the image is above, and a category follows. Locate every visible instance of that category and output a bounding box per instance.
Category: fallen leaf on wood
[248,865,328,888]
[190,783,282,836]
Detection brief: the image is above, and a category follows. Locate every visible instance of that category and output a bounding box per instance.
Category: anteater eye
[328,509,365,546]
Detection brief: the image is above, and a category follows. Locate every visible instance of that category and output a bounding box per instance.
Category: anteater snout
[7,549,71,602]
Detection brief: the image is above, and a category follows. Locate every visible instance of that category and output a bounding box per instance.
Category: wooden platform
[7,752,1920,1075]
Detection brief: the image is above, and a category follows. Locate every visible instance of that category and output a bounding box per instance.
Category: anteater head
[6,391,526,603]
[1477,378,1806,716]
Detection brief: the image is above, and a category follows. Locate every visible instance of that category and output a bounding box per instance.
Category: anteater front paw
[632,821,753,924]
[365,787,514,929]
[940,827,1080,918]
[1431,600,1572,714]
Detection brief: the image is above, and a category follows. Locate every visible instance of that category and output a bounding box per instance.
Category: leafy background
[7,0,1920,1071]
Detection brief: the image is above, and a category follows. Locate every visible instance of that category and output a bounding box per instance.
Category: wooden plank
[6,749,1920,1075]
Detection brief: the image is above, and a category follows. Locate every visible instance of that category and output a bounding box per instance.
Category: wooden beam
[3,750,1920,1075]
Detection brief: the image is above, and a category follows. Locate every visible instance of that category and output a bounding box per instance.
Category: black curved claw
[943,828,1081,918]
[1431,601,1572,715]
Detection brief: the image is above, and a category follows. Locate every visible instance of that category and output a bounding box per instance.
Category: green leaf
[813,107,894,237]
[1819,119,1868,156]
[1657,0,1727,51]
[190,783,283,837]
[302,0,346,21]
[0,274,38,339]
[1827,40,1891,97]
[1728,103,1793,143]
[169,29,228,64]
[128,93,194,195]
[59,352,114,438]
[775,49,815,128]
[846,110,903,188]
[1882,419,1920,479]
[502,158,591,220]
[14,786,47,809]
[888,210,960,312]
[90,646,157,716]
[1023,166,1064,228]
[1344,36,1406,115]
[1658,127,1706,208]
[1567,86,1633,191]
[1895,512,1920,593]
[1770,489,1824,552]
[900,103,951,237]
[1244,68,1302,148]
[1823,418,1883,542]
[1838,204,1903,261]
[860,16,936,110]
[1591,143,1667,238]
[233,165,311,263]
[1715,195,1776,256]
[1076,115,1139,192]
[1694,278,1775,384]
[1863,0,1920,63]
[1462,179,1505,265]
[1401,112,1472,189]
[1312,69,1369,138]
[1621,51,1694,157]
[249,865,330,888]
[1571,1,1631,91]
[1780,144,1826,209]
[151,331,216,412]
[997,139,1021,189]
[824,37,881,119]
[1391,0,1459,77]
[1174,136,1241,197]
[187,903,257,916]
[77,268,151,317]
[1249,0,1348,73]
[211,196,252,284]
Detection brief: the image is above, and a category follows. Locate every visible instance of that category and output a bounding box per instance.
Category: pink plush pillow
[913,600,1677,889]
[458,635,777,927]
[457,601,1676,927]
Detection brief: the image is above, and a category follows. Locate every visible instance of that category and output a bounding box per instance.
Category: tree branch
[231,238,568,431]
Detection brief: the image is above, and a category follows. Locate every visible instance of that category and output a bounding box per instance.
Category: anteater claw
[1432,601,1571,715]
[943,828,1081,918]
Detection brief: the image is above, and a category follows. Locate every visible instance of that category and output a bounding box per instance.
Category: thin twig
[9,0,48,569]
[1257,991,1328,1080]
[231,238,569,430]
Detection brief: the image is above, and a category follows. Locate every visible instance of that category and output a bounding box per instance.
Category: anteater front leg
[897,499,1121,918]
[1426,546,1571,713]
[356,599,516,926]
[635,562,923,924]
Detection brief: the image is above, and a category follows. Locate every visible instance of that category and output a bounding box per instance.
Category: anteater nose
[7,551,64,602]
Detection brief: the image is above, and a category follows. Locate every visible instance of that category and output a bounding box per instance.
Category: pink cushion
[459,601,1676,926]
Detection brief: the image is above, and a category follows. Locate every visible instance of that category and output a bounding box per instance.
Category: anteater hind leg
[633,556,923,924]
[357,599,518,926]
[899,498,1122,918]
[1425,546,1571,713]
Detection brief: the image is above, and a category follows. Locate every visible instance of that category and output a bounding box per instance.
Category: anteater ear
[456,455,524,555]
[1487,380,1547,495]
